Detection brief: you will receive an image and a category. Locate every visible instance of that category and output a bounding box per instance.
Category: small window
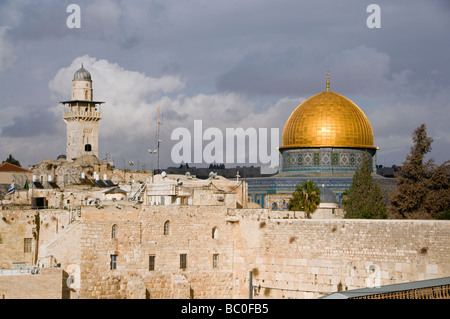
[85,144,92,152]
[111,224,118,239]
[149,255,155,271]
[164,221,170,235]
[24,238,32,253]
[213,254,219,268]
[212,227,218,239]
[180,254,187,269]
[110,254,117,270]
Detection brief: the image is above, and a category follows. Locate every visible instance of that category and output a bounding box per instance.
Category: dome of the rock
[281,90,375,150]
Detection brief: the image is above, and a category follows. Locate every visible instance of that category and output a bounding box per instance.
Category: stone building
[0,163,33,189]
[0,173,448,299]
[27,65,153,205]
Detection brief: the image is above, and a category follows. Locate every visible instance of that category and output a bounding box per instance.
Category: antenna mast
[157,107,161,174]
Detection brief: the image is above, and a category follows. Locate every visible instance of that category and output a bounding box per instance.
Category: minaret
[61,64,104,161]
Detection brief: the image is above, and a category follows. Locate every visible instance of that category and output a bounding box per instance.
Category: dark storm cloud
[0,0,449,168]
[1,108,61,138]
[216,47,311,96]
[3,1,68,41]
[215,45,401,98]
[215,1,450,98]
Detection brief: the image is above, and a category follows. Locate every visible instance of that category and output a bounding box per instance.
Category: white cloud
[46,56,305,168]
[49,55,185,144]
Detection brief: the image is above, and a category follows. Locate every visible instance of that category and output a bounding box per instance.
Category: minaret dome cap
[73,63,92,81]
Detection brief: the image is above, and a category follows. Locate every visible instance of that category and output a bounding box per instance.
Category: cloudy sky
[0,0,449,171]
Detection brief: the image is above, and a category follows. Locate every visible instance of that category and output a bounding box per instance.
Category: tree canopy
[344,155,387,219]
[288,180,321,218]
[3,154,21,167]
[389,124,450,219]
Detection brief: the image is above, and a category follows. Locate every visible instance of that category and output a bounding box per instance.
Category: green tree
[340,189,349,207]
[288,180,321,218]
[344,155,387,219]
[389,124,450,219]
[3,154,21,167]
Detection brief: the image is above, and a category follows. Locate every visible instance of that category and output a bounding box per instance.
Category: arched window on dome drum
[111,224,118,239]
[212,227,218,239]
[164,220,170,235]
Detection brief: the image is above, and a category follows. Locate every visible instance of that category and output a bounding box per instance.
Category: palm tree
[288,180,321,218]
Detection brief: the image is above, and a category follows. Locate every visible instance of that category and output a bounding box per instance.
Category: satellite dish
[209,171,217,179]
[185,172,191,177]
[161,171,166,178]
[177,178,183,185]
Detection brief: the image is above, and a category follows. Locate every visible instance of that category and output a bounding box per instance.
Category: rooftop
[0,162,30,172]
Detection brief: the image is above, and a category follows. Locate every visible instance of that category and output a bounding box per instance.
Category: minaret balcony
[63,110,102,121]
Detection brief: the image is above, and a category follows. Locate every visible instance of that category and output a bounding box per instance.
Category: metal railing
[0,268,40,276]
[352,284,450,299]
[63,111,101,120]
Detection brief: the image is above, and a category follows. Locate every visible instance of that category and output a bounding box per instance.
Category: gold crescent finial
[326,71,330,92]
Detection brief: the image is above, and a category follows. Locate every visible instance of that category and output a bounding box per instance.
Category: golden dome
[281,84,376,150]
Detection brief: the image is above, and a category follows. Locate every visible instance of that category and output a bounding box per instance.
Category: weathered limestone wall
[39,221,82,271]
[0,209,73,268]
[77,205,235,299]
[2,206,449,299]
[0,211,36,268]
[0,268,67,299]
[231,211,450,299]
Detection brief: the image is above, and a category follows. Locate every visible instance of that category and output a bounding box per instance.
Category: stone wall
[0,268,68,299]
[0,211,36,268]
[77,205,235,299]
[1,206,449,299]
[231,211,450,298]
